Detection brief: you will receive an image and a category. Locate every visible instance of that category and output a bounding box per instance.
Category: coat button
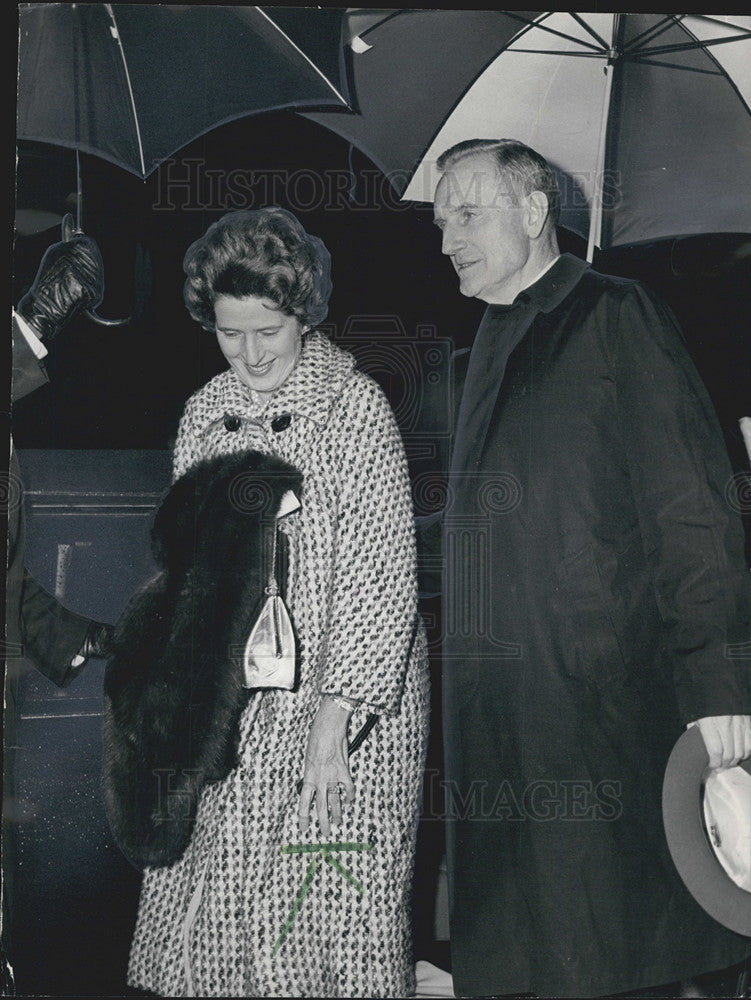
[271,414,292,433]
[224,414,241,432]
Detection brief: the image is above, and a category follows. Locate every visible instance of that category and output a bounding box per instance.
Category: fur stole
[102,449,302,870]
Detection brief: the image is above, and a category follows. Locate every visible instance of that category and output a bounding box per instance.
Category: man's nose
[441,224,462,257]
[242,332,263,366]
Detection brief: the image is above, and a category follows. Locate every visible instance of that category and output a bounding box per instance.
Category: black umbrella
[17,4,351,325]
[17,4,350,178]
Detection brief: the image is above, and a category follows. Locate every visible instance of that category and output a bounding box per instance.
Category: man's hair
[183,207,332,331]
[436,139,561,227]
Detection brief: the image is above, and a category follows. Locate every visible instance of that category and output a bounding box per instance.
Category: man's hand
[65,621,115,683]
[17,234,105,345]
[694,715,751,770]
[77,620,115,661]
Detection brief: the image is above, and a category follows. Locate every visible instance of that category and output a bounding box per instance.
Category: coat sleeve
[18,569,91,687]
[613,282,751,722]
[319,377,422,716]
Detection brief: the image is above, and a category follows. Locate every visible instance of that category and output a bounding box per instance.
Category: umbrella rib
[567,13,610,50]
[635,33,751,57]
[506,49,609,58]
[623,14,681,53]
[105,4,145,176]
[640,17,751,119]
[254,7,348,105]
[625,55,724,76]
[358,10,406,40]
[690,14,751,32]
[501,12,606,53]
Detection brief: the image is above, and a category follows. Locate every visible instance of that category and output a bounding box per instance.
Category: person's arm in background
[11,313,49,403]
[15,570,100,686]
[13,231,105,403]
[8,233,114,682]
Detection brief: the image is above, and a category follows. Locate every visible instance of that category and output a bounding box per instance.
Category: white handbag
[242,490,298,690]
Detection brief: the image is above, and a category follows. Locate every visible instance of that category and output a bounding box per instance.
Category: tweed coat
[126,331,430,998]
[440,255,751,998]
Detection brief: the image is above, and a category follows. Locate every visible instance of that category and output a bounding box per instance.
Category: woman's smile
[214,294,304,394]
[243,358,274,376]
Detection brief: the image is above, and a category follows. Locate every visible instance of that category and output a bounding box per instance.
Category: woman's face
[214,295,304,394]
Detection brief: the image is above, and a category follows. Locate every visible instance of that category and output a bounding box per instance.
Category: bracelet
[330,694,358,713]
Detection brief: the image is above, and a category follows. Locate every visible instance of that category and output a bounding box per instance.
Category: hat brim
[662,725,751,938]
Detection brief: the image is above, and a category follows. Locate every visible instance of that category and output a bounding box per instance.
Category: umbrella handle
[83,308,131,328]
[61,213,131,327]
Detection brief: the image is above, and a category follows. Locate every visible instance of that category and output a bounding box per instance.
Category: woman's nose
[242,332,263,366]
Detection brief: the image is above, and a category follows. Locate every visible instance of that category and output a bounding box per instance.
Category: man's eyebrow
[434,201,480,219]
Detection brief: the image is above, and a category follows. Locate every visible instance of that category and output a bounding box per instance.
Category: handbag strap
[348,713,379,756]
[266,523,279,596]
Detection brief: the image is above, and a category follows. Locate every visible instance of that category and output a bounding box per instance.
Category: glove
[76,620,115,662]
[17,234,105,345]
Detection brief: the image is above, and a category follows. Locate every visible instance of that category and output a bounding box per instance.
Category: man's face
[433,153,531,304]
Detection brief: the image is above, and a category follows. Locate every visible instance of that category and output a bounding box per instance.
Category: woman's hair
[183,207,333,331]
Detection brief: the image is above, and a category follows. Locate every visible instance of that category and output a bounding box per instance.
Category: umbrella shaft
[586,58,616,263]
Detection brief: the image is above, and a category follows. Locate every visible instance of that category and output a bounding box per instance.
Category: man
[3,232,114,991]
[433,139,751,998]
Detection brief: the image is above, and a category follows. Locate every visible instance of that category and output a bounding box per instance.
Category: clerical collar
[512,253,590,313]
[521,255,561,292]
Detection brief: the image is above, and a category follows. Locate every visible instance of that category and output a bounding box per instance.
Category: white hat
[662,725,751,937]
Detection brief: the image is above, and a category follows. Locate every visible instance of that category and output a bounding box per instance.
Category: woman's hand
[298,696,356,835]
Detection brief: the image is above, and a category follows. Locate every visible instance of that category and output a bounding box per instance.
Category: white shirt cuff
[14,310,48,359]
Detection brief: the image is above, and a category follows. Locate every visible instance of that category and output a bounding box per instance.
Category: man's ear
[524,191,550,240]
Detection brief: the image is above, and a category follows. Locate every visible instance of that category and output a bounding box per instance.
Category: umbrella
[305,12,751,258]
[17,4,350,325]
[17,3,350,179]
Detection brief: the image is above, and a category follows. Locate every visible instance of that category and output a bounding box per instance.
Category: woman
[126,207,430,998]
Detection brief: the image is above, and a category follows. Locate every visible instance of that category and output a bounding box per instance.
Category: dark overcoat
[439,255,751,997]
[6,315,91,682]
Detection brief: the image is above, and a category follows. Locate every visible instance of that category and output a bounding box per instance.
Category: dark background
[8,108,751,997]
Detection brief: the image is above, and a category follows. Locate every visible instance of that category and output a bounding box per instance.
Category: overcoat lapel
[450,255,590,478]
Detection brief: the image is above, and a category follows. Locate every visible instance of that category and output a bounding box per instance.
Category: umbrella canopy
[17,4,350,179]
[305,12,751,255]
